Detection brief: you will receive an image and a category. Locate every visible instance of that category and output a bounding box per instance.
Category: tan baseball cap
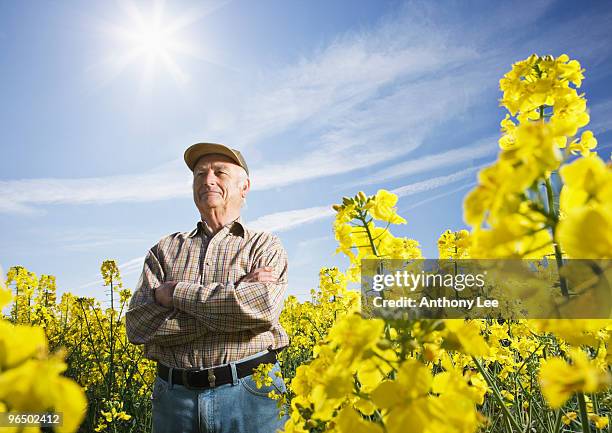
[184,142,249,175]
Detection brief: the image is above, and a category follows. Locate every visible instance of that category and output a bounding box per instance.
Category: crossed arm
[125,242,287,347]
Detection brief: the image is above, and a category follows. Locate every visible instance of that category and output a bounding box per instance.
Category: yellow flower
[0,357,87,433]
[371,360,432,409]
[100,260,122,287]
[559,155,612,210]
[116,411,132,421]
[371,360,433,433]
[0,283,11,309]
[0,321,48,369]
[428,368,483,433]
[441,320,490,356]
[562,411,577,425]
[334,222,354,256]
[353,397,376,416]
[335,406,383,433]
[556,205,612,259]
[463,162,525,228]
[500,389,515,402]
[119,288,132,304]
[589,413,609,429]
[539,348,611,408]
[438,229,471,259]
[94,421,108,432]
[252,363,275,388]
[556,56,584,87]
[364,190,406,224]
[327,313,384,367]
[569,130,598,156]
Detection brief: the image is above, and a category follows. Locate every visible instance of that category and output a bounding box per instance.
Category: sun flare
[101,0,203,88]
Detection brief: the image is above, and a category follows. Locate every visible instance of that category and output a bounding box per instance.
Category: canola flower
[0,268,87,433]
[280,53,612,433]
[465,54,605,267]
[3,262,155,432]
[539,348,611,409]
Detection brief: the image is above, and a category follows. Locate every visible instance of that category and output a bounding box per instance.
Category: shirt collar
[188,215,245,238]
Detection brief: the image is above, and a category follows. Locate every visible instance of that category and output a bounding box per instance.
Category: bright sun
[101,0,205,88]
[132,22,168,57]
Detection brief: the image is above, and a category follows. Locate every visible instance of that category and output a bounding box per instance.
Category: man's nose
[203,171,218,185]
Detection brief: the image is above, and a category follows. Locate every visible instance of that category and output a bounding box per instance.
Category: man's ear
[241,177,251,198]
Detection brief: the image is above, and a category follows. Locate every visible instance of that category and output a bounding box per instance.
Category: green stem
[14,285,19,322]
[472,356,522,432]
[552,409,562,433]
[109,279,115,401]
[538,103,569,299]
[577,392,592,433]
[544,177,569,298]
[357,211,379,257]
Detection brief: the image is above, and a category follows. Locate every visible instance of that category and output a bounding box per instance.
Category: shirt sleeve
[125,246,209,346]
[172,236,288,333]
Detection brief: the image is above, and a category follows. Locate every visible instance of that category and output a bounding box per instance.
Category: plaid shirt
[125,216,289,369]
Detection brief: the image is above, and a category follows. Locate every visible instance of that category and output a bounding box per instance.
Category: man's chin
[196,198,223,208]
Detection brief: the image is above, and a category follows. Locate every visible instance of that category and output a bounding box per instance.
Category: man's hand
[154,281,178,308]
[238,266,278,283]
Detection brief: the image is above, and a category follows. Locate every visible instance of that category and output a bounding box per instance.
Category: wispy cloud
[247,206,334,233]
[399,181,476,212]
[77,255,145,290]
[205,3,482,148]
[392,165,485,198]
[3,0,603,217]
[0,2,488,214]
[54,231,146,252]
[340,137,497,189]
[291,235,332,267]
[0,160,192,214]
[590,100,612,136]
[0,148,403,214]
[249,164,484,232]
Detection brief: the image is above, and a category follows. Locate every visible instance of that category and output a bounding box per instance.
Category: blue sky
[1,0,612,304]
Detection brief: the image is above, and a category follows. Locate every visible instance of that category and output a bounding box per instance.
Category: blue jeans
[151,351,288,433]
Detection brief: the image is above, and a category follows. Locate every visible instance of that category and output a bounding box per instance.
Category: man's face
[192,153,250,214]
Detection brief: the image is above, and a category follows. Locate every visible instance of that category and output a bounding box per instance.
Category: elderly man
[126,143,289,433]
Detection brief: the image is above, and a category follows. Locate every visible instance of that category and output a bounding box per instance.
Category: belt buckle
[181,368,216,390]
[207,368,216,388]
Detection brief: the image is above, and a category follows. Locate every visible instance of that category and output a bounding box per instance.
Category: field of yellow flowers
[1,53,612,433]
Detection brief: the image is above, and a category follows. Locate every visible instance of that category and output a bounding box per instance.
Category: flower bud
[305,420,317,429]
[376,338,392,350]
[407,339,419,351]
[362,348,376,359]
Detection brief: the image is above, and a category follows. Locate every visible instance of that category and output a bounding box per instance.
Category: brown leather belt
[157,350,278,390]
